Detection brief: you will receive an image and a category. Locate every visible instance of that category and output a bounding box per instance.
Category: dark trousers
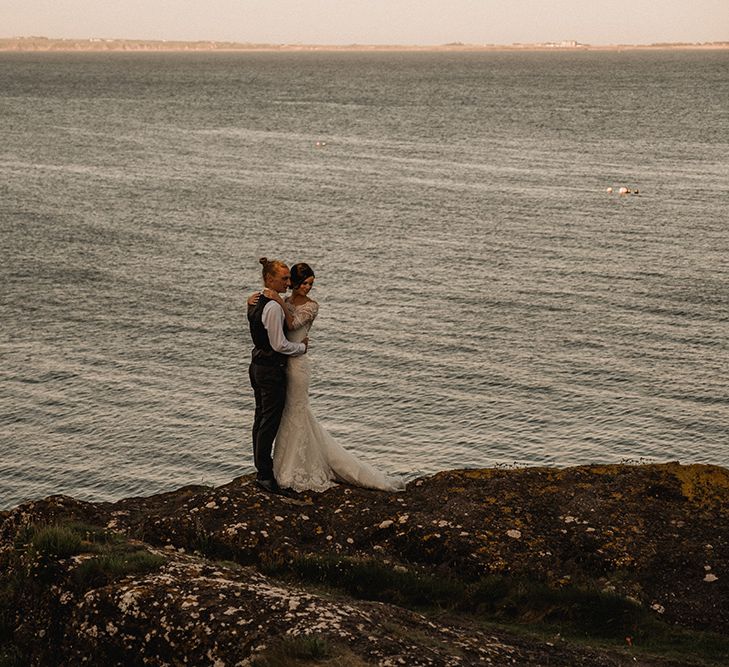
[249,361,287,481]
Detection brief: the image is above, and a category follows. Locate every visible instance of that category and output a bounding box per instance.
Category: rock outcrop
[1,463,727,666]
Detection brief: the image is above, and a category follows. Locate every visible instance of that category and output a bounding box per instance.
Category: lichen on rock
[2,463,729,666]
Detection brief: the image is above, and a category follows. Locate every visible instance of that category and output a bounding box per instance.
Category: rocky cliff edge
[1,463,728,666]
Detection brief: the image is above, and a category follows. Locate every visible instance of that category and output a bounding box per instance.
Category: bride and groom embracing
[247,257,405,496]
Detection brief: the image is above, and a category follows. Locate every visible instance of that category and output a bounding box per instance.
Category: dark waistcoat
[248,294,287,365]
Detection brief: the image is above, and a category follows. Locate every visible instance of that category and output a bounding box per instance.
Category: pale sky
[2,0,728,46]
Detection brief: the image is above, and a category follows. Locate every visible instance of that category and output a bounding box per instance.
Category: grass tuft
[252,635,333,666]
[0,520,167,666]
[468,575,646,638]
[4,520,166,593]
[290,555,463,607]
[28,525,84,559]
[72,548,166,589]
[17,521,124,561]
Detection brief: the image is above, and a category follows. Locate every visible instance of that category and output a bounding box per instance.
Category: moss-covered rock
[2,463,728,665]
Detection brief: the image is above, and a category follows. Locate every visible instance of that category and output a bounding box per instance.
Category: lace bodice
[285,298,319,342]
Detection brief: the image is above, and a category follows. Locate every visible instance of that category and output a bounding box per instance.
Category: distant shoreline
[2,36,728,52]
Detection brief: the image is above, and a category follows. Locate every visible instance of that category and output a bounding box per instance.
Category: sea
[1,49,727,510]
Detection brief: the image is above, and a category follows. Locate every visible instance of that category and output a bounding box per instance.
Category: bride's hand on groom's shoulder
[262,288,285,307]
[247,291,260,306]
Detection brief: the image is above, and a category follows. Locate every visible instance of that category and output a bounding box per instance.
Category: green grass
[0,520,168,666]
[16,521,125,559]
[285,555,464,608]
[8,521,165,589]
[628,623,729,665]
[252,635,338,667]
[467,575,647,638]
[72,547,166,589]
[467,573,729,664]
[268,555,729,666]
[28,524,84,559]
[190,517,236,561]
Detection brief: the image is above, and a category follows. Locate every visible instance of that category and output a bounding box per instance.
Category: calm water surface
[1,50,727,509]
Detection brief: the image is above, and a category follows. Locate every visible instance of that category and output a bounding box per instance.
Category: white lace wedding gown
[273,298,405,493]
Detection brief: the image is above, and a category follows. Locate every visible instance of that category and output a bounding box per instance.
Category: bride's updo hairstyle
[290,262,315,288]
[259,256,288,281]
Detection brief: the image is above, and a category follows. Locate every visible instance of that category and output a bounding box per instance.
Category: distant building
[510,40,585,49]
[540,40,583,48]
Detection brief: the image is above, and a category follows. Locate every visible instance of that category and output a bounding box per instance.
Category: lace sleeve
[290,300,319,330]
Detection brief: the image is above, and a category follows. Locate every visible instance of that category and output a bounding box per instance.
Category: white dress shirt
[261,300,306,356]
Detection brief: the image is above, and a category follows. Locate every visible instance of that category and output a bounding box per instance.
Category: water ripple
[2,50,728,509]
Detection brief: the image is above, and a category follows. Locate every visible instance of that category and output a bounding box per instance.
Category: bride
[251,262,405,493]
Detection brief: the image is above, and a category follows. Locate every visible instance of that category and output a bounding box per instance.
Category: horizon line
[2,36,729,51]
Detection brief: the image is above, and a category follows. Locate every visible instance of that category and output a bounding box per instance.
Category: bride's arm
[246,291,260,321]
[261,288,295,330]
[289,300,319,330]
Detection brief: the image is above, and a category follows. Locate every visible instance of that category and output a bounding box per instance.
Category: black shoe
[255,478,280,494]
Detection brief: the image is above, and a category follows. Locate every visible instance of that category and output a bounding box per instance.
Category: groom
[248,259,308,494]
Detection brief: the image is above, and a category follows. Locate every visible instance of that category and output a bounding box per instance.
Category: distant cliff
[2,37,729,52]
[2,463,728,666]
